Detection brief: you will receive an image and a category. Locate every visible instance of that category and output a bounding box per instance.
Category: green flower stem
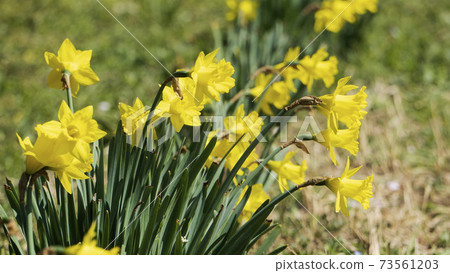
[61,71,74,244]
[149,71,191,113]
[25,187,36,254]
[141,71,191,143]
[62,71,74,112]
[296,134,314,141]
[60,185,71,246]
[66,88,73,112]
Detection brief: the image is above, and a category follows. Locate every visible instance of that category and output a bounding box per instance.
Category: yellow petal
[56,171,73,194]
[278,177,289,193]
[72,66,100,86]
[83,222,97,245]
[284,46,301,63]
[16,134,45,174]
[282,151,296,164]
[58,100,73,125]
[346,165,363,179]
[342,157,361,178]
[34,124,76,156]
[39,121,63,138]
[25,154,45,175]
[75,49,92,66]
[72,141,93,164]
[70,75,80,97]
[16,133,33,152]
[47,69,63,90]
[89,127,107,142]
[170,115,184,132]
[76,105,94,120]
[204,48,219,63]
[58,38,77,62]
[44,52,63,70]
[162,86,177,102]
[336,191,349,217]
[235,104,245,119]
[237,184,270,222]
[154,101,170,117]
[64,163,90,180]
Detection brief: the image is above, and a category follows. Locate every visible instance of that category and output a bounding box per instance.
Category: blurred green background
[1,0,449,254]
[0,0,225,178]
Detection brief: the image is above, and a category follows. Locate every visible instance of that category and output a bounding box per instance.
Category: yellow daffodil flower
[17,126,91,194]
[237,184,270,222]
[40,101,106,165]
[274,46,302,92]
[206,138,258,175]
[205,131,258,179]
[45,38,99,97]
[17,130,74,175]
[225,104,263,142]
[16,101,104,193]
[314,0,355,33]
[207,105,262,175]
[267,151,308,193]
[314,0,379,33]
[250,73,291,115]
[118,97,159,145]
[316,112,360,165]
[249,73,271,100]
[119,97,150,135]
[154,77,203,132]
[326,157,373,217]
[205,132,231,168]
[226,141,259,176]
[318,77,368,127]
[353,0,379,15]
[38,120,93,167]
[297,48,338,91]
[191,49,235,102]
[65,222,120,255]
[226,0,259,23]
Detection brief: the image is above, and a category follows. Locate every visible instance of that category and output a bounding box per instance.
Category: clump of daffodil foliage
[1,0,378,255]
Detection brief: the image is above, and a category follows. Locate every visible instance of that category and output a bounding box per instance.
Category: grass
[1,0,449,254]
